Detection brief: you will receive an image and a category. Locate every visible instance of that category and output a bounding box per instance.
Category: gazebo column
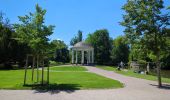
[92,49,94,64]
[87,51,89,64]
[88,51,91,64]
[86,51,89,64]
[81,50,84,64]
[72,50,74,64]
[76,50,78,64]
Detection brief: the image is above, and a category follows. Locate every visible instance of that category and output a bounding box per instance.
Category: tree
[70,30,83,63]
[14,4,54,84]
[15,4,54,55]
[86,29,112,64]
[128,43,148,61]
[0,14,13,66]
[0,12,31,69]
[70,30,83,46]
[77,30,83,42]
[50,40,69,63]
[111,36,129,65]
[160,28,170,69]
[121,0,170,87]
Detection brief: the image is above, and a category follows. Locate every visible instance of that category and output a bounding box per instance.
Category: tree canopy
[121,0,170,87]
[111,36,129,65]
[49,40,69,63]
[70,30,83,46]
[14,4,55,55]
[0,12,29,68]
[86,29,112,64]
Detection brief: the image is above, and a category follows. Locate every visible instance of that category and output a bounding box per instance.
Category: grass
[49,66,87,71]
[49,71,123,89]
[96,66,170,83]
[0,66,123,90]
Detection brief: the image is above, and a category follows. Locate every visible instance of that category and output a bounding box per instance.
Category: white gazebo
[71,42,94,65]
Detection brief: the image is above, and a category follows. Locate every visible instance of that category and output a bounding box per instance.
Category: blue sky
[0,0,170,45]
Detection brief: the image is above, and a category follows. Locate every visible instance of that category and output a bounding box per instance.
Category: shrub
[49,61,63,66]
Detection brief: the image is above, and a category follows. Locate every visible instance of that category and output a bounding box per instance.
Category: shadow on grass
[23,83,81,94]
[150,84,170,90]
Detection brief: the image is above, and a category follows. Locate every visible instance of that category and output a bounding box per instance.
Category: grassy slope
[0,66,123,89]
[96,66,170,83]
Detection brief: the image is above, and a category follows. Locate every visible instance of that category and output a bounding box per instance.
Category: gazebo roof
[72,41,93,50]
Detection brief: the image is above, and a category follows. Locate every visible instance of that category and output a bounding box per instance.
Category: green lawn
[96,66,170,83]
[49,66,87,71]
[0,67,123,90]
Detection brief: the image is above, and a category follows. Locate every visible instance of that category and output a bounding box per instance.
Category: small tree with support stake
[24,54,50,85]
[14,4,54,85]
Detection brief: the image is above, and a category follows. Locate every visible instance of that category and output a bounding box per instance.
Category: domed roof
[72,42,93,50]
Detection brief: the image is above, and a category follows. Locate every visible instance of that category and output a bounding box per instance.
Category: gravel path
[0,66,170,100]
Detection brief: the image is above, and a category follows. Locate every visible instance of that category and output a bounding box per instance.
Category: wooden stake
[42,58,44,85]
[47,64,49,84]
[37,55,39,83]
[32,56,35,82]
[24,55,28,85]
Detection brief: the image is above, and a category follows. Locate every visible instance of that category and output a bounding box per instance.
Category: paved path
[0,66,170,100]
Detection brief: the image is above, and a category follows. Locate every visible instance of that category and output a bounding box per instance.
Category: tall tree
[0,13,13,65]
[121,0,170,87]
[50,40,69,63]
[14,4,54,84]
[70,30,83,46]
[15,4,54,55]
[77,30,83,42]
[111,36,129,65]
[0,12,30,68]
[86,29,112,64]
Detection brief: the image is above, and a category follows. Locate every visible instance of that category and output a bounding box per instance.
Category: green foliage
[77,30,83,42]
[86,29,112,64]
[0,12,29,68]
[0,21,13,64]
[129,43,150,61]
[111,36,129,65]
[49,61,62,66]
[0,12,13,64]
[49,40,70,63]
[137,60,147,69]
[51,40,67,49]
[70,30,83,46]
[121,0,169,60]
[160,28,170,69]
[121,0,170,64]
[14,4,54,55]
[121,0,170,86]
[168,6,170,9]
[0,4,55,69]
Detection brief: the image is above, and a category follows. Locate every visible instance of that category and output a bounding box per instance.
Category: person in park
[120,61,124,69]
[117,61,124,71]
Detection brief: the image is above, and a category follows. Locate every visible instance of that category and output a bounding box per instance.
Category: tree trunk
[156,51,162,87]
[32,56,35,82]
[36,55,39,83]
[42,59,44,85]
[24,55,28,85]
[47,65,49,84]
